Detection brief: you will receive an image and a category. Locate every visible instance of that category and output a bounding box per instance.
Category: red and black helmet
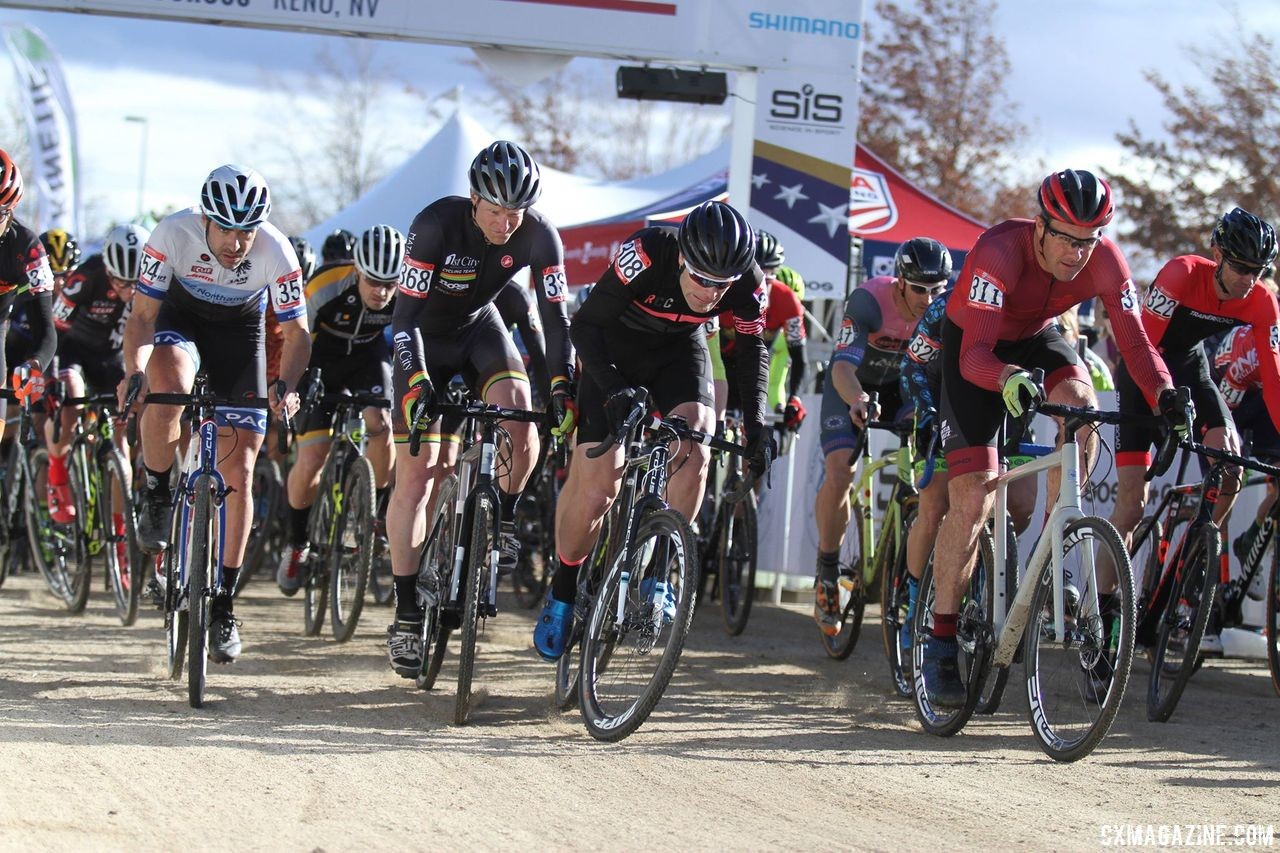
[0,148,23,209]
[1039,169,1113,228]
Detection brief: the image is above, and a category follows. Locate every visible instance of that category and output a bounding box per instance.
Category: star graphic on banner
[808,201,849,238]
[774,183,808,208]
[751,172,770,190]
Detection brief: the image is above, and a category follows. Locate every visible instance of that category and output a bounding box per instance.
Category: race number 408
[968,273,1004,311]
[612,239,651,284]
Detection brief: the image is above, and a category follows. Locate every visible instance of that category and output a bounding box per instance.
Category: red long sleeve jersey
[946,219,1170,404]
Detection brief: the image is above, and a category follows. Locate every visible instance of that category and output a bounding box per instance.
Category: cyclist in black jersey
[44,224,149,523]
[278,224,401,594]
[0,148,57,445]
[385,141,576,676]
[533,200,774,660]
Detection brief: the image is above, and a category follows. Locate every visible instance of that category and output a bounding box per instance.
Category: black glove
[604,386,640,436]
[744,421,777,480]
[1158,386,1195,440]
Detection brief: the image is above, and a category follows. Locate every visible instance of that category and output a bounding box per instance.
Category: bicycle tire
[329,457,375,643]
[976,519,1017,715]
[579,507,696,742]
[909,555,989,737]
[164,496,187,681]
[555,508,618,712]
[822,502,868,660]
[101,447,141,626]
[1024,516,1135,762]
[1129,515,1164,609]
[455,492,496,726]
[881,506,917,698]
[1147,523,1218,723]
[512,468,554,609]
[718,490,758,636]
[302,461,338,638]
[24,447,67,601]
[187,475,216,709]
[1267,533,1280,698]
[235,455,283,598]
[416,475,457,691]
[59,441,94,613]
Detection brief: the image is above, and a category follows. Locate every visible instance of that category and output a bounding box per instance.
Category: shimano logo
[748,12,860,39]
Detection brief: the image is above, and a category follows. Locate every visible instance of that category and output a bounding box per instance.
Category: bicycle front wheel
[330,458,375,643]
[101,447,141,626]
[187,476,217,709]
[718,490,758,636]
[302,469,336,637]
[416,476,457,692]
[1267,535,1280,698]
[1148,523,1218,723]
[455,492,496,726]
[881,506,916,698]
[822,503,868,660]
[909,555,990,737]
[579,507,696,742]
[1023,516,1135,762]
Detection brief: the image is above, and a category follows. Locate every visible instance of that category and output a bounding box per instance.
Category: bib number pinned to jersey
[907,332,940,364]
[139,247,164,285]
[613,239,651,284]
[967,272,1004,311]
[1270,324,1279,353]
[541,265,567,303]
[399,258,433,298]
[836,316,856,348]
[1144,286,1177,319]
[1118,279,1139,314]
[273,271,303,309]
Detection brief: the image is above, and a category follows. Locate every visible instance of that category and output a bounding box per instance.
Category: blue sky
[2,2,1278,237]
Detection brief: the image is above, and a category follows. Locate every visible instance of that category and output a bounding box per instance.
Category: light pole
[124,115,148,220]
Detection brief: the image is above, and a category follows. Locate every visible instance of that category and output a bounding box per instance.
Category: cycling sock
[47,453,68,485]
[931,612,958,640]
[551,557,583,604]
[500,490,519,522]
[816,549,839,584]
[394,575,421,620]
[220,566,239,602]
[212,587,233,617]
[143,465,172,502]
[289,506,309,547]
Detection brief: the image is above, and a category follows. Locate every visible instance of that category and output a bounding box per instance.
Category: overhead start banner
[2,25,80,233]
[748,66,861,300]
[3,1,860,73]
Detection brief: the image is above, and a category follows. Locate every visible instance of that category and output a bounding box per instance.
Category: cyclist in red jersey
[924,169,1179,708]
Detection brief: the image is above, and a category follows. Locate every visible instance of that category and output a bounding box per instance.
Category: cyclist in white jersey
[120,165,311,663]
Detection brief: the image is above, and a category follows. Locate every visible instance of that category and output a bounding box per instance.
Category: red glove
[783,395,806,430]
[11,363,44,406]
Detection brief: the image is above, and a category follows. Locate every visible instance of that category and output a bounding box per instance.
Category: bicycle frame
[610,421,673,625]
[441,413,506,615]
[850,444,917,589]
[173,404,229,598]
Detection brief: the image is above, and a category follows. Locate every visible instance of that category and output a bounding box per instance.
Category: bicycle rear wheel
[1023,516,1135,762]
[822,503,867,660]
[718,491,758,636]
[101,447,141,626]
[302,468,336,637]
[579,507,696,742]
[976,520,1017,715]
[416,476,457,691]
[910,555,990,737]
[164,496,187,681]
[330,458,375,643]
[512,468,554,609]
[236,454,282,598]
[881,506,916,698]
[455,492,496,726]
[187,476,217,709]
[1148,523,1218,723]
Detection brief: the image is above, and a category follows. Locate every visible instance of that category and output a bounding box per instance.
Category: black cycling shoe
[209,602,242,664]
[136,489,172,555]
[387,617,425,677]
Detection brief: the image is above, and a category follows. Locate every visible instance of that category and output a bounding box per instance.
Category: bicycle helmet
[102,223,151,281]
[894,236,953,284]
[199,164,272,230]
[755,230,785,268]
[321,228,355,263]
[469,141,542,209]
[40,228,80,274]
[354,224,405,281]
[1211,207,1278,268]
[0,148,21,209]
[678,201,756,280]
[289,235,316,280]
[1038,169,1113,227]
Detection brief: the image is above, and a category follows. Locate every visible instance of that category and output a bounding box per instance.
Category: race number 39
[968,273,1003,311]
[541,265,567,303]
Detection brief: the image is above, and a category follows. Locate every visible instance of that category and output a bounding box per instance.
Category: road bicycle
[1129,439,1280,720]
[143,375,279,708]
[408,394,543,725]
[558,389,750,741]
[911,384,1182,761]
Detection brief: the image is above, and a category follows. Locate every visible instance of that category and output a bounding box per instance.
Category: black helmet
[755,230,785,268]
[894,236,952,284]
[290,236,316,280]
[321,229,355,263]
[469,141,542,209]
[1211,207,1278,268]
[678,201,756,280]
[1038,169,1114,227]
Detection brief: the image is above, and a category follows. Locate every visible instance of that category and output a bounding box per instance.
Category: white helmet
[103,223,152,281]
[354,224,405,281]
[200,164,271,230]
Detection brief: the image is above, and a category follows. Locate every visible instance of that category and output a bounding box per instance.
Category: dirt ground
[1,569,1277,851]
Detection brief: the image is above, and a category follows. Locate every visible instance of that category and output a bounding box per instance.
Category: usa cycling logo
[849,168,897,234]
